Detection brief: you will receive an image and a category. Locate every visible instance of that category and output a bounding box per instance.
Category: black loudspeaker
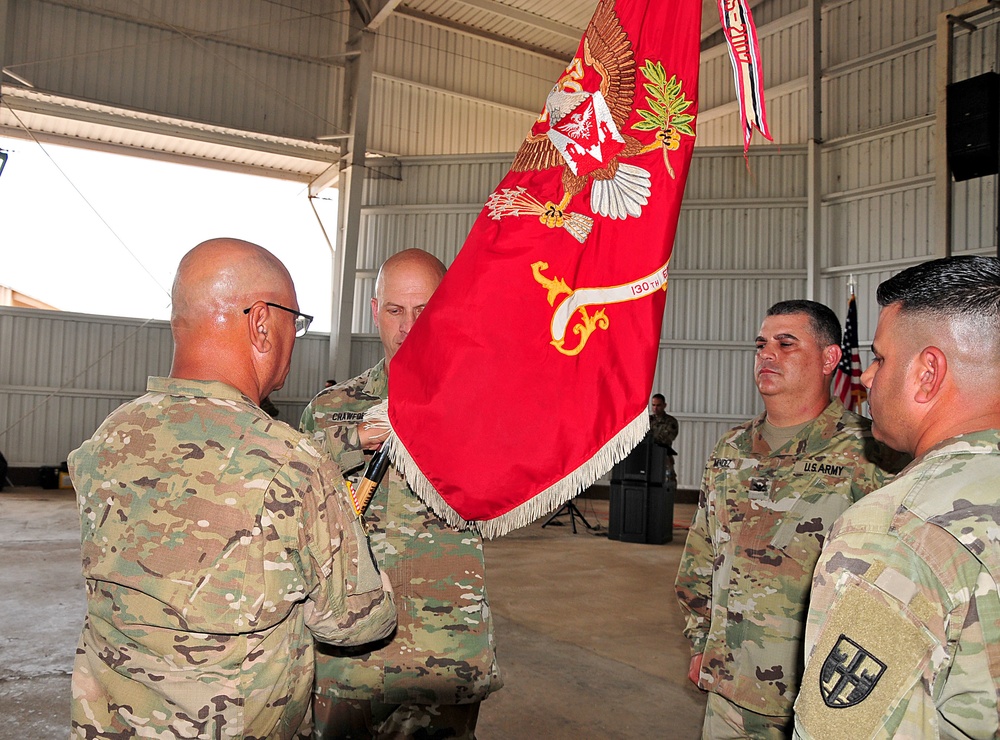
[608,482,674,544]
[947,72,1000,182]
[610,432,666,485]
[608,434,674,544]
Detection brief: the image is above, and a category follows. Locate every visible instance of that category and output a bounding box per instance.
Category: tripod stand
[541,497,595,534]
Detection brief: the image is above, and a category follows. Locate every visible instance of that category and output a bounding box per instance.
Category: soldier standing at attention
[793,257,1000,739]
[68,239,396,739]
[675,299,903,739]
[301,248,501,739]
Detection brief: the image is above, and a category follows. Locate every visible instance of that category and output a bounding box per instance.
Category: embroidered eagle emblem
[485,0,695,242]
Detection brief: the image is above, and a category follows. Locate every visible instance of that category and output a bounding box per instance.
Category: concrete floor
[0,489,706,738]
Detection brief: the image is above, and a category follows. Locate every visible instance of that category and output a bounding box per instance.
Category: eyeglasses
[243,302,314,337]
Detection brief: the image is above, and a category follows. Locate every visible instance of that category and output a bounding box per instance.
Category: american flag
[833,286,867,413]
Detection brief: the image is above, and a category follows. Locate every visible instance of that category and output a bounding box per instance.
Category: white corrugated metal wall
[820,0,999,343]
[0,307,376,467]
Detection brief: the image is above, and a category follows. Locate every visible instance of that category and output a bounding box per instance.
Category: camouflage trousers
[313,695,480,740]
[702,692,792,740]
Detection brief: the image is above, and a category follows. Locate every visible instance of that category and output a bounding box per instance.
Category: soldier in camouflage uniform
[649,392,679,485]
[675,300,902,739]
[793,257,1000,739]
[69,239,396,739]
[302,249,501,739]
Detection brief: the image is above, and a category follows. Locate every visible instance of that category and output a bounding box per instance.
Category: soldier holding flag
[301,249,501,739]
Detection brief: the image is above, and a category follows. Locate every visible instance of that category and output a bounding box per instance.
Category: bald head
[372,249,446,364]
[374,249,447,302]
[171,238,293,329]
[169,238,300,403]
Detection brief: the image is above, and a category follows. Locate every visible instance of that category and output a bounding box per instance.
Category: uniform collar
[146,376,254,405]
[914,429,1000,463]
[744,397,847,455]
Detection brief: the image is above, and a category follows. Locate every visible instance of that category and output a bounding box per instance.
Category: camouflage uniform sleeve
[849,457,887,503]
[674,457,715,654]
[296,456,396,645]
[793,524,993,739]
[300,398,366,476]
[299,401,319,435]
[323,424,366,477]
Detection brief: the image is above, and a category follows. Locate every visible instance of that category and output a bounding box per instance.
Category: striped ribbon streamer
[717,0,772,151]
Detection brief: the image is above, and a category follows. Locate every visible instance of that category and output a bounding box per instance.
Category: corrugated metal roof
[402,0,755,56]
[0,85,341,180]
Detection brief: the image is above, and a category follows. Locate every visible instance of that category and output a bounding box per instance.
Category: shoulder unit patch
[820,634,886,708]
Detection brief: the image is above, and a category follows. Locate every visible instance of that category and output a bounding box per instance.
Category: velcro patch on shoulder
[795,574,934,739]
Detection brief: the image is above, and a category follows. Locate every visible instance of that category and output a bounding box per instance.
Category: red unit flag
[380,0,758,537]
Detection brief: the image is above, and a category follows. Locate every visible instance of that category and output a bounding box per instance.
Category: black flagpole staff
[353,444,391,518]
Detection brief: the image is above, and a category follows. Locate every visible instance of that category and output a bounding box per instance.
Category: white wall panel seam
[823,174,935,203]
[370,152,515,165]
[683,198,809,207]
[822,115,934,149]
[360,203,485,214]
[821,255,937,275]
[824,33,935,76]
[698,76,808,122]
[692,145,808,154]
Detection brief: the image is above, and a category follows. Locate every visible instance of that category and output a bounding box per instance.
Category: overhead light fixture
[0,150,7,179]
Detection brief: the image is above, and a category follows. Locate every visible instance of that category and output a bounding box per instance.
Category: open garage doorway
[0,134,339,331]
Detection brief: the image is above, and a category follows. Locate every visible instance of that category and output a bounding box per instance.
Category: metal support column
[805,0,823,300]
[936,10,957,258]
[328,9,376,383]
[0,0,10,92]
